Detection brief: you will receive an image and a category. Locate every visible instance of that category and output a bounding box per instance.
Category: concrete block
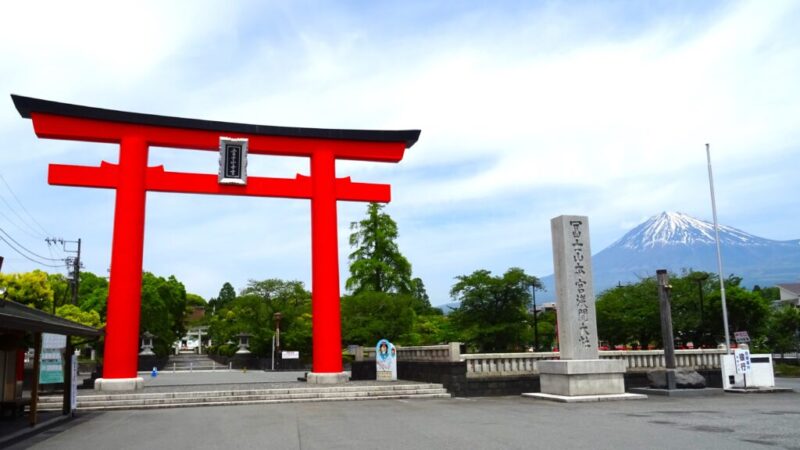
[306,372,349,384]
[94,377,145,391]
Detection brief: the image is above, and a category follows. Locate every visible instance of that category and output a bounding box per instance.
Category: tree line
[3,203,798,360]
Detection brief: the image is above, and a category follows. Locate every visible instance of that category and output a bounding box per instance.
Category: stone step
[39,393,452,411]
[41,388,449,407]
[41,383,446,403]
[161,365,221,370]
[37,385,450,410]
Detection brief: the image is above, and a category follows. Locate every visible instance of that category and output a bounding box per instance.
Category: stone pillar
[551,215,599,360]
[525,215,645,402]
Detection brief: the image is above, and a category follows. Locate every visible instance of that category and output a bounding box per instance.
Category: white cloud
[0,1,798,304]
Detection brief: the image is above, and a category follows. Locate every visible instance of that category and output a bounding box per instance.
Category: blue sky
[0,0,798,305]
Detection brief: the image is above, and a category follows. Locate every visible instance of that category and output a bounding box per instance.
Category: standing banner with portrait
[375,339,397,381]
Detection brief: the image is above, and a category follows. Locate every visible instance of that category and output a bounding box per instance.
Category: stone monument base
[523,392,647,403]
[525,359,645,401]
[94,377,145,391]
[307,372,349,384]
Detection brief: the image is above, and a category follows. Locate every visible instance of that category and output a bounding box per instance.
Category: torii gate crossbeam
[12,95,419,389]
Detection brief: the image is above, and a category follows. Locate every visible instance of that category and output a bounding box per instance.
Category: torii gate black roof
[11,94,420,148]
[0,299,102,336]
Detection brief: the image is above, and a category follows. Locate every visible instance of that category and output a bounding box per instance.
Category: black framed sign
[218,137,248,185]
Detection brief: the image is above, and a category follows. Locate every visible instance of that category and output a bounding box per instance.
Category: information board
[39,333,66,384]
[734,348,752,374]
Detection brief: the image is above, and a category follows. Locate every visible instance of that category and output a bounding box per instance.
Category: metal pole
[706,143,732,354]
[530,284,538,352]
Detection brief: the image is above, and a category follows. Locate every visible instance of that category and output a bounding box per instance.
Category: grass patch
[774,363,800,377]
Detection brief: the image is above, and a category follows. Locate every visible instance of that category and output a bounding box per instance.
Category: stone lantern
[236,332,252,354]
[139,331,155,356]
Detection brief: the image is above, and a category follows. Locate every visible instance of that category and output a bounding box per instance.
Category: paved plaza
[7,378,799,450]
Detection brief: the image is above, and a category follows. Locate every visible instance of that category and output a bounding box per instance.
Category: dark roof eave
[11,94,420,148]
[0,301,103,337]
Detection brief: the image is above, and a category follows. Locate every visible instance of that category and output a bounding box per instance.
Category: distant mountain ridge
[437,212,800,309]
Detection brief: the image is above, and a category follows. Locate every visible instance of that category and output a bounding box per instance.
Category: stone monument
[524,215,645,402]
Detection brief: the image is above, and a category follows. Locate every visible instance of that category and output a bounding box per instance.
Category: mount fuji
[536,212,800,301]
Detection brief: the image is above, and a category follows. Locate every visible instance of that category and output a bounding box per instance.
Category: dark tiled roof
[0,300,102,336]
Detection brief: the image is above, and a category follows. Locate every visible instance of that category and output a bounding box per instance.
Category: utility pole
[47,237,82,306]
[71,238,81,305]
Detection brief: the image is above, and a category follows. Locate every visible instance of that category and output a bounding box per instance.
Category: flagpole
[706,143,732,354]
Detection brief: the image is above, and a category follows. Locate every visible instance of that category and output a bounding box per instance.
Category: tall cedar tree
[347,203,413,295]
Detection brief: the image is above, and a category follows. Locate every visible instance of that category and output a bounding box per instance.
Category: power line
[0,234,65,268]
[0,174,51,236]
[0,205,43,240]
[0,226,63,261]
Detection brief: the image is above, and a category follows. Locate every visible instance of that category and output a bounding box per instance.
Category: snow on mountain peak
[609,211,770,250]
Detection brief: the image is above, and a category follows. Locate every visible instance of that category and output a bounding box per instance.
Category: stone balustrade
[464,349,726,378]
[353,342,462,362]
[352,343,726,378]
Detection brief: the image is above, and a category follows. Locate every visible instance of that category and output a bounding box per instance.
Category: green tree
[139,273,188,356]
[753,285,780,301]
[56,304,103,328]
[705,277,771,342]
[0,270,55,311]
[241,279,310,307]
[346,203,413,295]
[534,310,558,351]
[341,291,416,345]
[449,267,541,352]
[596,272,773,349]
[409,277,433,314]
[596,278,661,347]
[207,279,313,359]
[208,282,236,314]
[766,305,800,358]
[186,293,206,307]
[77,271,109,317]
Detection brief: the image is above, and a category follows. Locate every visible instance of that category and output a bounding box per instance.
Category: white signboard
[734,331,750,344]
[71,354,78,411]
[281,351,299,359]
[375,339,396,381]
[734,349,752,374]
[40,333,66,384]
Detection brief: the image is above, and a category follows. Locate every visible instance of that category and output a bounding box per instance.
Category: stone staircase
[37,383,451,411]
[163,353,221,371]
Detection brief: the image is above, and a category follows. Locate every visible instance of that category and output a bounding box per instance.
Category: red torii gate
[12,95,419,389]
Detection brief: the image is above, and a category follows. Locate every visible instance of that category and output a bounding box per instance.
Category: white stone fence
[354,343,462,362]
[352,343,726,378]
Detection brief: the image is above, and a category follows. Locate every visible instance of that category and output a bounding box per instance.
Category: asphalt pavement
[8,378,800,450]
